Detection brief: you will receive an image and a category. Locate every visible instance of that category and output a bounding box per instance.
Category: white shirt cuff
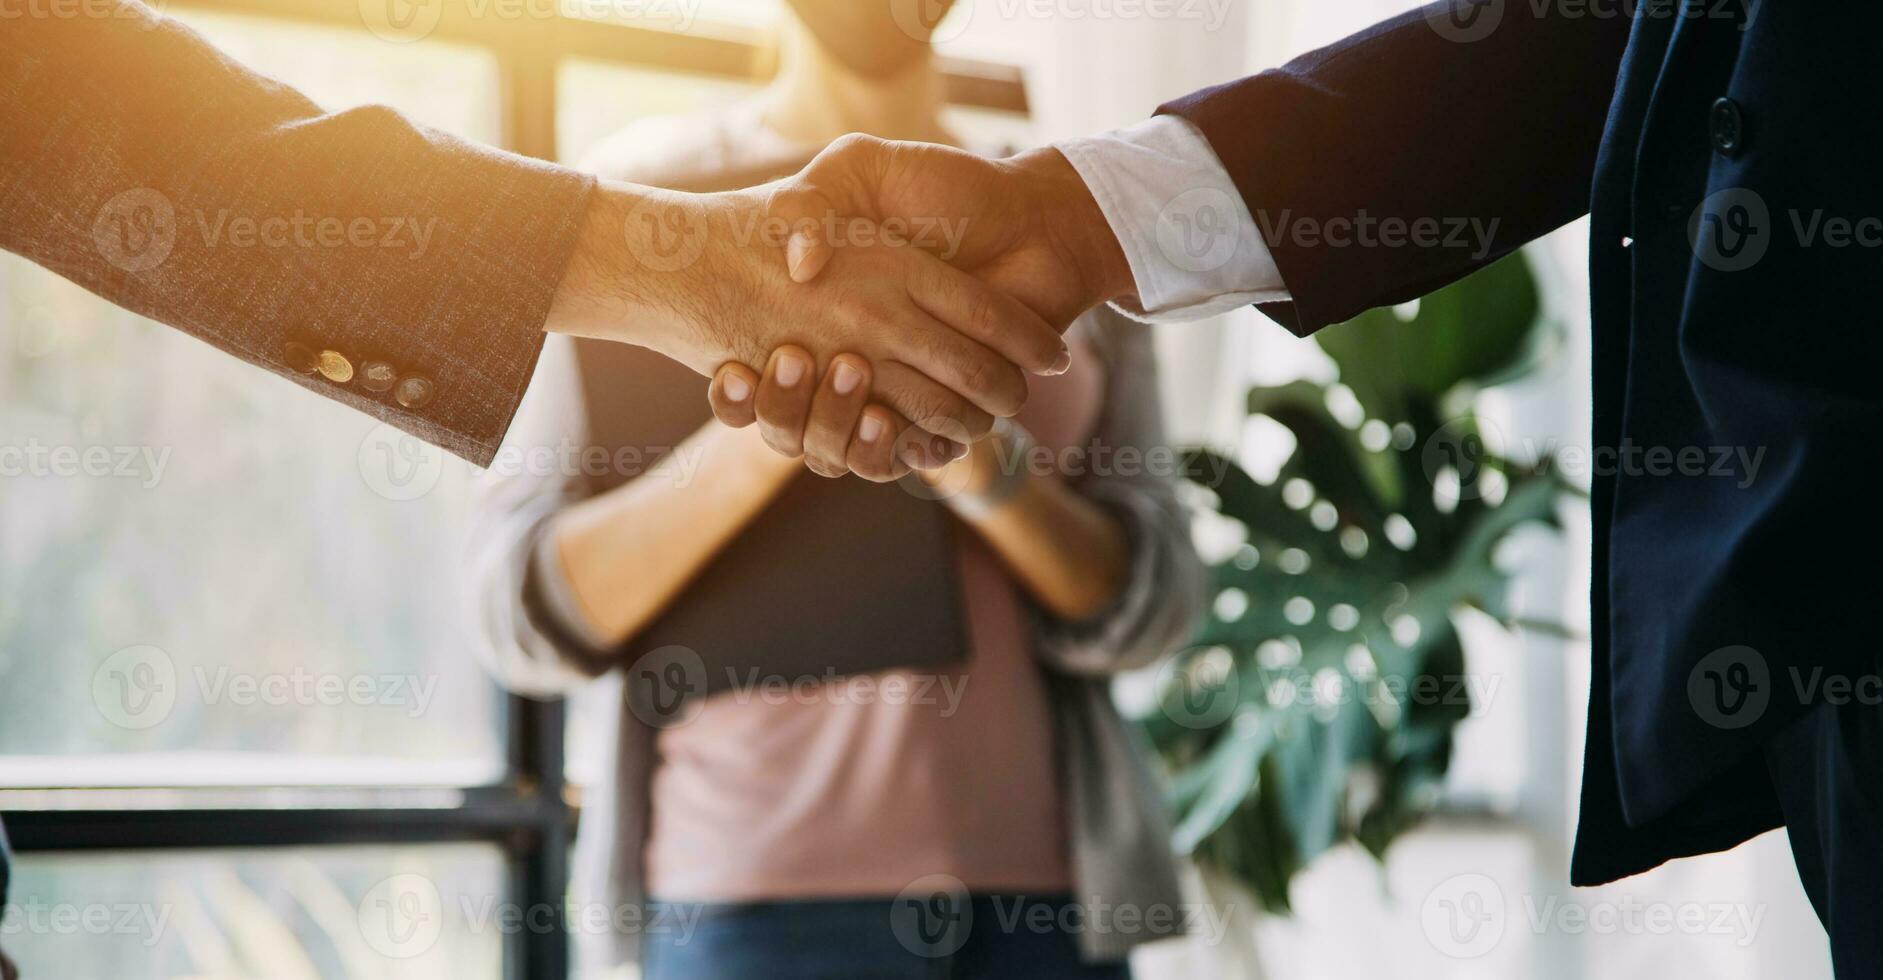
[1055,116,1288,323]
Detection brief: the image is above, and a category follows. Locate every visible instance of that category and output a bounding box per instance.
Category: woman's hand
[712,348,965,482]
[712,354,1129,620]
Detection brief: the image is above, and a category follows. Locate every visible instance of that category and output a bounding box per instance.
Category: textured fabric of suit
[0,2,596,465]
[1163,0,1883,893]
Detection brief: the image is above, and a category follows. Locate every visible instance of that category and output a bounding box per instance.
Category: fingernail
[721,373,751,402]
[832,361,863,395]
[859,415,884,443]
[935,436,966,461]
[775,354,806,388]
[787,232,815,282]
[1045,349,1073,376]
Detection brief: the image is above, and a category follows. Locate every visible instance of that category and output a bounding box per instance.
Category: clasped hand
[705,135,1135,482]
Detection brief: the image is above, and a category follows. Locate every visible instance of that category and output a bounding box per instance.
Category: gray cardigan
[466,311,1202,969]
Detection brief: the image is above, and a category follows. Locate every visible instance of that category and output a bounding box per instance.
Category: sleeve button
[1710,97,1745,157]
[284,342,321,374]
[317,350,355,384]
[360,361,399,393]
[394,375,436,409]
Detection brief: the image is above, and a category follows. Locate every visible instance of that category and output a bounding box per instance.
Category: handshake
[546,135,1136,482]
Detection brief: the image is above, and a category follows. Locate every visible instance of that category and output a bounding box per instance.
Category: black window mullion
[503,694,571,980]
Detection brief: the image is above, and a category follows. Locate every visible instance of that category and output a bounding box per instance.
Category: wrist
[935,418,1034,520]
[1009,147,1135,306]
[728,420,806,482]
[545,181,723,370]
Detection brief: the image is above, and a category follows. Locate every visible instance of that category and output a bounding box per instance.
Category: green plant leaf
[1149,253,1564,914]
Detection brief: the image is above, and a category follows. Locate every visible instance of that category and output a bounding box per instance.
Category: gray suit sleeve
[1032,311,1206,677]
[0,3,596,465]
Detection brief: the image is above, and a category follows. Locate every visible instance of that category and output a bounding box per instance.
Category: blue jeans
[643,895,1133,980]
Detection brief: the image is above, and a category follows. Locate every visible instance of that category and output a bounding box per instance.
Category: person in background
[465,3,1204,977]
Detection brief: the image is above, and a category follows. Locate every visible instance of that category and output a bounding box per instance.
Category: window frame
[0,3,1024,978]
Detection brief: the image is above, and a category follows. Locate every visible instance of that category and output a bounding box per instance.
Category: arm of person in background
[538,347,878,651]
[922,421,1133,623]
[0,3,1067,471]
[717,0,1632,467]
[944,325,1205,675]
[729,315,1203,669]
[463,340,874,694]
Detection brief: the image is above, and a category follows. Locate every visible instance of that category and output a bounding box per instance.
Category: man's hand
[769,135,1134,330]
[2,944,18,980]
[546,179,1069,463]
[706,136,1137,478]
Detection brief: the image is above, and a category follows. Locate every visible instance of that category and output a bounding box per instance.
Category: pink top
[644,335,1110,901]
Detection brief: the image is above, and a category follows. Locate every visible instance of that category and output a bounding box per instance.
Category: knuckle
[831,132,876,158]
[963,355,1024,415]
[904,394,953,434]
[760,426,803,458]
[964,291,1001,340]
[959,411,994,443]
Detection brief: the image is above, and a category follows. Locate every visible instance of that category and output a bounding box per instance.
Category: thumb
[770,133,892,283]
[768,180,838,284]
[786,228,833,283]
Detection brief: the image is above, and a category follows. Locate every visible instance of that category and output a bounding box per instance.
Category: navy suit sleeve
[0,2,596,465]
[1160,1,1632,335]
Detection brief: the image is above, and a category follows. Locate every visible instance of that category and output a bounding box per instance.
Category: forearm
[547,422,800,646]
[1,6,592,465]
[544,180,719,365]
[957,475,1130,624]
